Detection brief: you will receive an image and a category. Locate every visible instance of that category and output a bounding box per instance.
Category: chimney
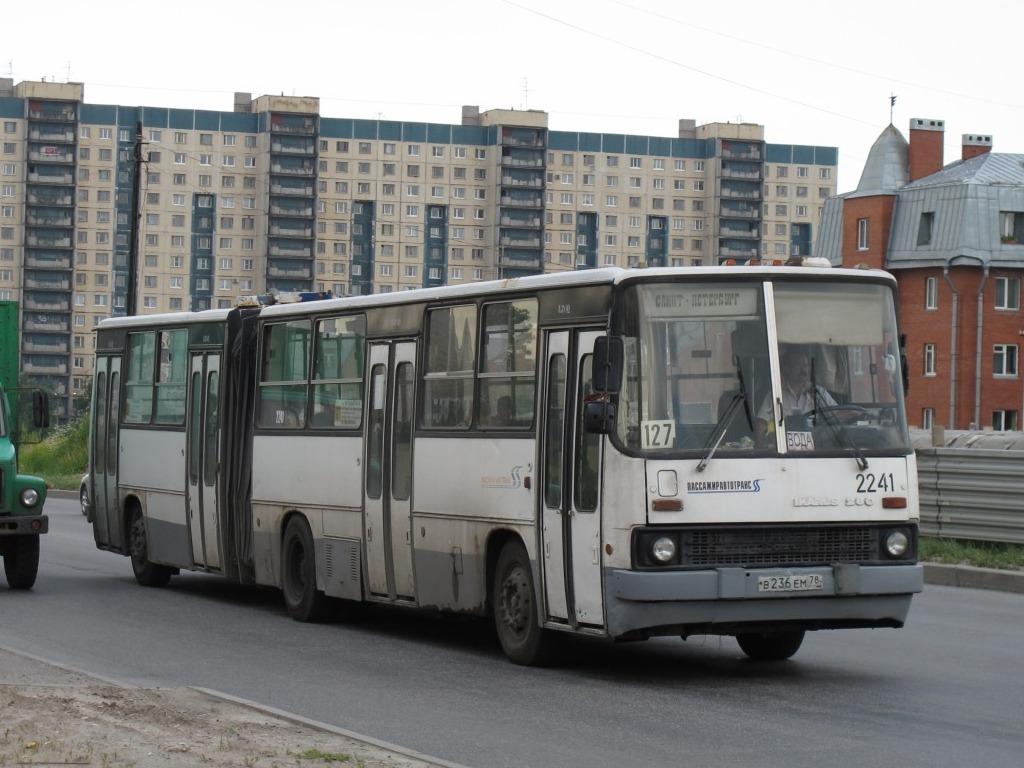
[962,133,993,161]
[908,118,945,181]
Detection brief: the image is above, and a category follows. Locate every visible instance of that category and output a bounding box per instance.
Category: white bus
[86,265,923,664]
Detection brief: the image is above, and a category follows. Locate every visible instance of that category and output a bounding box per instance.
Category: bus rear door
[542,329,604,629]
[91,355,123,552]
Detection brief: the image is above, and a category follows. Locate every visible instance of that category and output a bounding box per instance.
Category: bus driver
[755,345,838,442]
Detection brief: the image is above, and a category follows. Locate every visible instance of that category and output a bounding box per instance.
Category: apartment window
[993,410,1019,431]
[924,344,937,376]
[693,180,704,191]
[776,185,788,196]
[819,168,831,179]
[776,166,789,178]
[995,276,1021,309]
[474,148,486,159]
[407,145,421,156]
[796,186,809,198]
[925,276,939,310]
[993,344,1018,376]
[406,205,419,217]
[796,205,808,217]
[694,161,705,172]
[857,218,869,250]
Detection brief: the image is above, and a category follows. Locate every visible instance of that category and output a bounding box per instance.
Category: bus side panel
[412,437,536,612]
[250,433,364,588]
[118,427,190,567]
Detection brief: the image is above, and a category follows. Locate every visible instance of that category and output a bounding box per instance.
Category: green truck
[0,301,49,589]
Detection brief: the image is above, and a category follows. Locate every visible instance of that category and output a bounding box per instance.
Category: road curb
[922,562,1024,594]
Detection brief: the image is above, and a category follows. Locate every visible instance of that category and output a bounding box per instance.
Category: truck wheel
[3,535,39,590]
[128,509,173,588]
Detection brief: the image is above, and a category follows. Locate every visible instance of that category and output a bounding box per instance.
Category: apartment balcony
[719,244,759,259]
[499,255,542,270]
[719,225,759,239]
[500,156,544,169]
[270,202,314,217]
[268,243,312,258]
[270,162,315,176]
[720,146,763,161]
[29,147,76,164]
[28,106,77,122]
[269,115,317,135]
[23,314,70,332]
[269,224,313,237]
[22,361,69,375]
[24,276,72,290]
[500,215,541,227]
[27,213,73,227]
[23,339,70,354]
[28,126,75,143]
[24,252,73,269]
[501,133,544,148]
[720,203,760,219]
[500,176,543,188]
[27,189,73,206]
[721,188,760,200]
[500,236,542,248]
[267,264,313,279]
[271,182,315,196]
[271,139,316,155]
[28,170,74,185]
[23,295,72,312]
[27,234,72,248]
[720,165,762,181]
[500,194,543,208]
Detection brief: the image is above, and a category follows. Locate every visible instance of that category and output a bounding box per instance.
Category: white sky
[6,0,1022,189]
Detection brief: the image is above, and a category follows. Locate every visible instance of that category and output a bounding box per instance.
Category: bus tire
[281,516,328,622]
[128,508,173,588]
[3,535,39,590]
[493,540,552,666]
[736,630,805,661]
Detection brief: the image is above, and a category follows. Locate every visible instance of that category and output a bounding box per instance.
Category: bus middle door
[363,341,416,602]
[186,352,220,570]
[541,330,605,630]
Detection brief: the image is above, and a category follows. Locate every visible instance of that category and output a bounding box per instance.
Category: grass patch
[919,537,1024,571]
[18,413,89,490]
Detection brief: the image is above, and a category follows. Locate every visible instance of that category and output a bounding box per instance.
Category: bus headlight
[884,529,909,557]
[651,536,677,563]
[20,488,40,509]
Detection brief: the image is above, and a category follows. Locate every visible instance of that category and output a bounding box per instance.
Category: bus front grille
[682,525,876,568]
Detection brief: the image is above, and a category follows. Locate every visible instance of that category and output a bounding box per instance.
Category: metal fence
[912,429,1024,544]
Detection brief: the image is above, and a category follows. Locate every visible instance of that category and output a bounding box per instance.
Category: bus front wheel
[128,509,173,588]
[736,630,805,661]
[493,540,552,666]
[281,516,328,622]
[2,535,39,590]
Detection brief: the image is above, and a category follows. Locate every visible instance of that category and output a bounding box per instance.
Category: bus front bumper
[604,563,923,640]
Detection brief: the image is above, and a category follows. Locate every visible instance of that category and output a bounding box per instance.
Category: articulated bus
[86,265,923,664]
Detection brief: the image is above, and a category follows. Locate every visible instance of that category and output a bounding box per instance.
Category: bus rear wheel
[281,516,328,622]
[493,540,552,666]
[2,535,39,590]
[736,630,805,661]
[128,509,173,588]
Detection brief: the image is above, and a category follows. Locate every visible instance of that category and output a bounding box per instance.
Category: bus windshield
[616,278,911,456]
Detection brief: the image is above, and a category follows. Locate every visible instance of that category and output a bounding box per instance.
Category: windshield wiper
[697,360,753,473]
[809,358,868,471]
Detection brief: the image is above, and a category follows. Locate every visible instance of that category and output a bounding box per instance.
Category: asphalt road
[2,497,1023,768]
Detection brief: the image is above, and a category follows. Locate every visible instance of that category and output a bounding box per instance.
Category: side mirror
[592,336,623,394]
[584,400,616,434]
[32,390,49,429]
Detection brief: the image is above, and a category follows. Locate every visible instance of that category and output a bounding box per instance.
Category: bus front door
[363,341,416,601]
[541,330,605,629]
[186,353,220,570]
[91,355,123,552]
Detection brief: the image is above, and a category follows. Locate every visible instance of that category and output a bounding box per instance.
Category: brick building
[817,119,1023,431]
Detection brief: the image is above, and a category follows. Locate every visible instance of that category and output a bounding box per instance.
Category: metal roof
[849,124,909,198]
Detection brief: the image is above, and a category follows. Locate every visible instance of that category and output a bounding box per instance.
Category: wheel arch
[485,527,531,618]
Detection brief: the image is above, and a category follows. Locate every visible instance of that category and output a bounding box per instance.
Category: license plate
[757,573,824,593]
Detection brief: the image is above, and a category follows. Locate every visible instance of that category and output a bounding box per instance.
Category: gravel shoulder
[0,647,449,768]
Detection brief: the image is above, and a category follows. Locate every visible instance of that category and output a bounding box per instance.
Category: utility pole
[126,121,144,316]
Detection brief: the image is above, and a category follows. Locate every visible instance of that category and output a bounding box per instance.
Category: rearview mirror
[592,336,623,394]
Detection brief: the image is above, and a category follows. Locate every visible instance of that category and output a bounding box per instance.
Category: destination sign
[641,285,758,318]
